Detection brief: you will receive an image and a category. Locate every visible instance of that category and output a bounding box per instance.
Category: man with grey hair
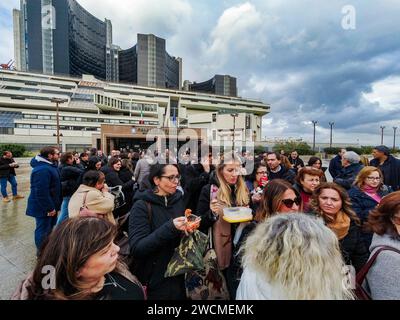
[334,151,363,190]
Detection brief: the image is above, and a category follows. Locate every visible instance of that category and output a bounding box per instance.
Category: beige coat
[68,184,115,224]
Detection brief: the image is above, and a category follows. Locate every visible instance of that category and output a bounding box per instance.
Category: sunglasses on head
[281,197,302,208]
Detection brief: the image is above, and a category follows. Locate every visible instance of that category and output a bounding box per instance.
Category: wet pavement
[0,161,36,300]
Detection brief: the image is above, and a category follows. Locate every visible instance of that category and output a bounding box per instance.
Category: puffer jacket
[68,184,115,224]
[128,189,186,300]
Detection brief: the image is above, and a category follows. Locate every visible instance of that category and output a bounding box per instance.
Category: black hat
[374,145,390,156]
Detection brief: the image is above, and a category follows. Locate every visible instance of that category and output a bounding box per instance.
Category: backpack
[355,245,400,300]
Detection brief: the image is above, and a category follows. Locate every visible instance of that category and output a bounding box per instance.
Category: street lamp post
[51,98,68,151]
[312,120,318,151]
[393,127,398,152]
[380,126,386,145]
[231,113,239,154]
[329,122,335,149]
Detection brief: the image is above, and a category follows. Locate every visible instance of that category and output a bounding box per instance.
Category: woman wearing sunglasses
[230,179,302,298]
[129,163,195,300]
[310,182,369,272]
[348,166,391,249]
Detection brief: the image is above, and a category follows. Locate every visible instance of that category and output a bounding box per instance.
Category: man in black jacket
[370,145,400,191]
[288,150,305,173]
[266,152,296,184]
[329,148,346,179]
[0,151,24,203]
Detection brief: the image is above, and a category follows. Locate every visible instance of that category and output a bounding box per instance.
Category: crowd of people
[2,144,399,300]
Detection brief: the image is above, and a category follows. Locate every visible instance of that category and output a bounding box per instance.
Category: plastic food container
[222,207,253,223]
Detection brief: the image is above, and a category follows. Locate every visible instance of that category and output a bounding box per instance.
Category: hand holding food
[184,209,201,233]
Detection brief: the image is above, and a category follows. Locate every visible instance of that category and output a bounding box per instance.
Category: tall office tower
[136,34,181,89]
[13,0,118,81]
[189,75,238,97]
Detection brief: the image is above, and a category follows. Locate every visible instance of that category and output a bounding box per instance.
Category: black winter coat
[370,156,400,191]
[119,167,134,183]
[0,157,18,178]
[183,164,214,211]
[339,220,369,272]
[59,164,84,197]
[348,185,390,249]
[348,186,390,222]
[105,170,135,191]
[288,156,305,173]
[334,163,363,190]
[329,155,343,179]
[128,190,186,300]
[267,166,296,184]
[195,172,222,232]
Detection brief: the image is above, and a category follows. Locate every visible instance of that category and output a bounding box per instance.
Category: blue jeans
[34,216,57,251]
[0,175,18,198]
[57,196,71,225]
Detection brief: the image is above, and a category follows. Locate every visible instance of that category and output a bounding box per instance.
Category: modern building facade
[189,75,238,97]
[13,1,182,89]
[0,70,269,153]
[13,0,115,81]
[119,34,182,89]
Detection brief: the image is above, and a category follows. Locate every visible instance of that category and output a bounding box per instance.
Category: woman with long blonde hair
[196,155,250,230]
[237,213,355,300]
[196,154,250,298]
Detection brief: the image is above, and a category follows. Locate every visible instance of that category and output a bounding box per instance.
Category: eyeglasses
[366,177,381,181]
[161,175,181,183]
[257,171,267,175]
[281,197,302,208]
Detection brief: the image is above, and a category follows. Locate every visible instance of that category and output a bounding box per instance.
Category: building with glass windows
[188,75,238,97]
[0,69,269,153]
[13,1,182,88]
[13,0,114,81]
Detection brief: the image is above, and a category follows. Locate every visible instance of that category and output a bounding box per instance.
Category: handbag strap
[356,245,400,284]
[208,227,213,250]
[81,191,89,208]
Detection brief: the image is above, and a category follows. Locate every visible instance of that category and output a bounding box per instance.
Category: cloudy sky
[1,0,400,146]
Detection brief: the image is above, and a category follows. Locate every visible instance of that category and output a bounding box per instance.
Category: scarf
[326,211,351,240]
[362,185,382,203]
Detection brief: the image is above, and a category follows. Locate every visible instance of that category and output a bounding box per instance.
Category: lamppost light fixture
[51,97,69,151]
[311,120,318,151]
